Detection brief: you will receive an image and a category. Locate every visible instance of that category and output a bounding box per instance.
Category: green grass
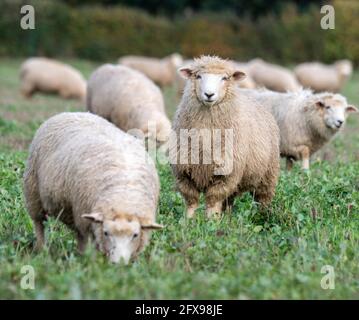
[0,58,358,299]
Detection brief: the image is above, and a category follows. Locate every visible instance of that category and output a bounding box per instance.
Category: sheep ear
[178,67,193,79]
[315,101,325,108]
[82,212,103,223]
[346,105,358,113]
[232,71,246,81]
[141,223,164,230]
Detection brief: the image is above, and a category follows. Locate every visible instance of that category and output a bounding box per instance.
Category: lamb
[119,53,183,87]
[240,88,358,170]
[87,64,171,145]
[170,56,280,218]
[23,112,163,264]
[294,60,353,92]
[247,58,301,92]
[20,57,87,101]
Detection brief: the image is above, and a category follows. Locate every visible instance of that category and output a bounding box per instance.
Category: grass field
[0,58,358,299]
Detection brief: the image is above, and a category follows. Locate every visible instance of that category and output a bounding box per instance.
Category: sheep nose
[205,93,214,99]
[336,120,343,127]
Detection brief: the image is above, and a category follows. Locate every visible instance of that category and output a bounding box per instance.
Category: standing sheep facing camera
[23,112,163,264]
[294,60,353,92]
[20,57,87,101]
[171,56,280,218]
[87,64,171,144]
[247,58,301,92]
[241,88,358,170]
[119,53,183,87]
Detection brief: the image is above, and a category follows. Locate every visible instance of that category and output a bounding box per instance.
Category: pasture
[0,58,358,299]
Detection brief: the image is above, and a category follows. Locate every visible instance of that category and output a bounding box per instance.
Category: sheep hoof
[206,209,222,220]
[186,207,196,219]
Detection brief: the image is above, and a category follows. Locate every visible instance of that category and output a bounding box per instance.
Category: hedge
[0,0,358,64]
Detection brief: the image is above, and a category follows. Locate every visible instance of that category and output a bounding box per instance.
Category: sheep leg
[299,146,310,170]
[186,203,199,218]
[21,83,35,98]
[254,161,279,207]
[286,157,294,170]
[33,219,45,251]
[76,231,88,254]
[59,89,71,99]
[254,192,273,207]
[176,177,200,218]
[206,201,223,219]
[24,174,47,250]
[205,176,239,218]
[222,193,237,213]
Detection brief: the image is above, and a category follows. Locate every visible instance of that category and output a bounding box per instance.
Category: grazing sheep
[119,53,183,87]
[247,58,301,92]
[20,57,87,101]
[294,60,353,92]
[87,64,171,144]
[171,56,280,218]
[23,112,163,264]
[240,88,358,170]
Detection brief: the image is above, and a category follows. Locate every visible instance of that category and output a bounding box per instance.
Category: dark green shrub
[0,0,358,65]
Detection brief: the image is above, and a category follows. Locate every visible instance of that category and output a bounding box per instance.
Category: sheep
[118,53,183,87]
[20,57,87,101]
[170,55,280,218]
[247,58,301,92]
[294,60,353,92]
[87,64,171,145]
[240,88,358,170]
[175,59,256,98]
[23,112,163,264]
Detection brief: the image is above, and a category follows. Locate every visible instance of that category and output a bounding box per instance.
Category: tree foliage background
[62,0,321,18]
[1,0,358,64]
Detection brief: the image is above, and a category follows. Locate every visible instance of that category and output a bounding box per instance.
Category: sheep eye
[325,106,331,110]
[195,75,201,79]
[104,231,109,237]
[133,233,139,239]
[222,76,229,81]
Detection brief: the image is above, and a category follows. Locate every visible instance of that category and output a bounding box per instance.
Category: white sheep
[171,56,280,218]
[294,60,353,92]
[247,58,301,92]
[118,53,183,87]
[87,64,171,144]
[20,57,87,101]
[240,88,358,170]
[23,112,163,264]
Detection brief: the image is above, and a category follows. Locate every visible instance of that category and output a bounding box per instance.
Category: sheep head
[82,212,163,264]
[178,55,246,107]
[335,59,353,77]
[314,93,358,130]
